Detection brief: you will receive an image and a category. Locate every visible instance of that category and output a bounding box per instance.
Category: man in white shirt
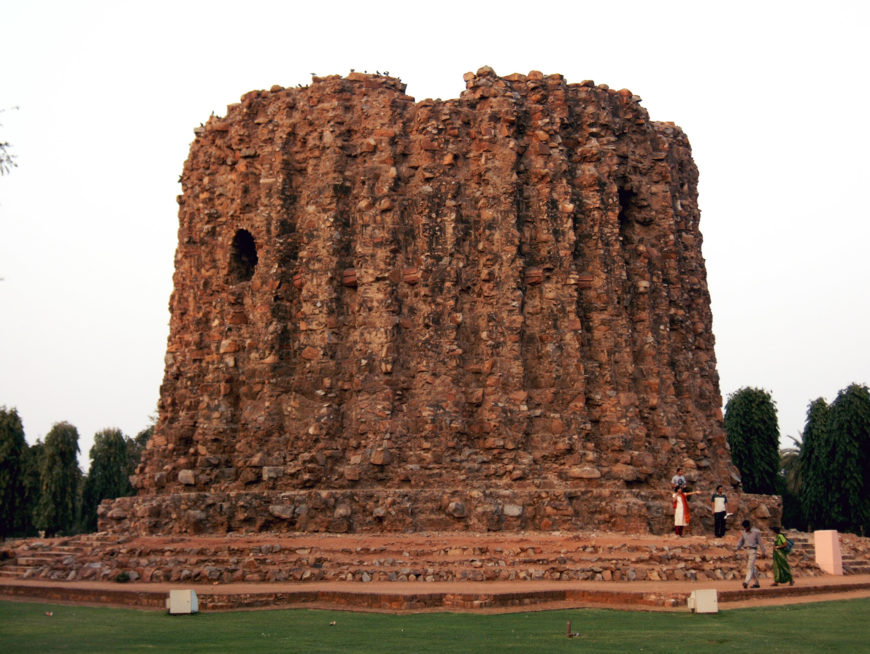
[671,467,686,490]
[735,519,765,588]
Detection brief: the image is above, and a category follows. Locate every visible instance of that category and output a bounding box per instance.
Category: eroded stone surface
[9,528,867,588]
[106,68,748,534]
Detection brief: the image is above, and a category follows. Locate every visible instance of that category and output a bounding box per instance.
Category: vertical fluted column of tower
[453,72,527,469]
[395,96,472,485]
[507,72,590,485]
[331,77,416,480]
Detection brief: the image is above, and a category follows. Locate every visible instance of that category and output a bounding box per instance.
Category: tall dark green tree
[799,398,830,530]
[34,422,81,536]
[20,439,44,536]
[0,407,28,537]
[826,384,870,535]
[724,387,780,494]
[81,428,133,532]
[776,437,806,530]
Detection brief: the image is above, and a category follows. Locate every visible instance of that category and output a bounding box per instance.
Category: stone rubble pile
[7,530,867,586]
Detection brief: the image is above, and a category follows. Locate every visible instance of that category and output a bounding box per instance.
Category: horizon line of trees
[0,407,152,538]
[725,383,870,536]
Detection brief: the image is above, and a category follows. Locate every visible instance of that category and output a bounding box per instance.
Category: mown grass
[1,598,869,653]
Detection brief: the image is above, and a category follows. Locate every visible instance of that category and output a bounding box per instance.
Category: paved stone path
[3,573,869,613]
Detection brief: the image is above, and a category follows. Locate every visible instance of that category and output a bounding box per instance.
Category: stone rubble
[5,530,870,586]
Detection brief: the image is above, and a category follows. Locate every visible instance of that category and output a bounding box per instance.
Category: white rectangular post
[688,589,718,613]
[814,530,843,575]
[167,589,199,614]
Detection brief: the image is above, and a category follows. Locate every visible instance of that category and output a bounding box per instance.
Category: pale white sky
[1,1,868,468]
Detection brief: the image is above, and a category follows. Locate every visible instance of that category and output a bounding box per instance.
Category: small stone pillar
[687,589,718,613]
[814,530,843,575]
[167,589,199,614]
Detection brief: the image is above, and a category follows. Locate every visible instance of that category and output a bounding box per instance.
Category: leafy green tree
[724,387,780,494]
[20,439,44,536]
[0,407,28,537]
[34,422,81,536]
[799,398,830,530]
[826,384,870,535]
[81,428,133,532]
[776,437,806,530]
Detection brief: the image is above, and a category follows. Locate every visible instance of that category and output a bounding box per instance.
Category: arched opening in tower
[617,186,637,232]
[229,229,258,283]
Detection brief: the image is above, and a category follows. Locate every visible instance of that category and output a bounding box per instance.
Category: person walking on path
[711,485,728,538]
[771,525,794,586]
[735,519,765,588]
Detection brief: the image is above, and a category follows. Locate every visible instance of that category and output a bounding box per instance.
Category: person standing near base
[671,467,687,491]
[771,525,794,586]
[672,486,700,536]
[711,485,728,538]
[735,519,765,588]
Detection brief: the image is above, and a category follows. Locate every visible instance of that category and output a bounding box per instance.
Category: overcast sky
[2,1,868,468]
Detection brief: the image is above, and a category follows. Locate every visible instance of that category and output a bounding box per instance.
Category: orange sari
[673,491,690,526]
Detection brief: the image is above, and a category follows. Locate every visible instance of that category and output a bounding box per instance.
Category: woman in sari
[771,525,794,586]
[672,486,699,536]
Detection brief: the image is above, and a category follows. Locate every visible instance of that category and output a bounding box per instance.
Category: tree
[34,422,81,536]
[0,407,28,537]
[799,398,830,530]
[776,437,806,530]
[20,439,44,536]
[81,428,133,532]
[724,387,780,494]
[826,384,870,535]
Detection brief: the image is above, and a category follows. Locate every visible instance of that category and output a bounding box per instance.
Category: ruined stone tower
[103,68,753,535]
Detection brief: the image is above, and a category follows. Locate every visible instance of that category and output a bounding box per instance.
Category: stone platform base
[4,577,870,612]
[99,489,781,536]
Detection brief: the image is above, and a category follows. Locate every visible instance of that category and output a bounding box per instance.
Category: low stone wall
[8,525,862,590]
[100,489,780,536]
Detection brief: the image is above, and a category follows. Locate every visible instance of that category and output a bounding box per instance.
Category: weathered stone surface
[268,504,294,520]
[101,488,780,535]
[503,504,523,517]
[448,501,467,518]
[106,68,748,535]
[570,467,602,479]
[10,528,863,592]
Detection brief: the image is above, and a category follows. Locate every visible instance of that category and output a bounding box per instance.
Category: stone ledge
[100,489,781,535]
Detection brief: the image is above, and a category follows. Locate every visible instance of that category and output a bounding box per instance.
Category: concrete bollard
[687,589,718,613]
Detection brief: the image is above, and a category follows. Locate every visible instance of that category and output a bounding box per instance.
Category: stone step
[14,553,69,565]
[843,558,870,575]
[2,556,824,585]
[1,531,865,586]
[27,550,766,572]
[0,567,29,578]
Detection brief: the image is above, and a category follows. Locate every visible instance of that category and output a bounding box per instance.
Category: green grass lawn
[1,598,869,653]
